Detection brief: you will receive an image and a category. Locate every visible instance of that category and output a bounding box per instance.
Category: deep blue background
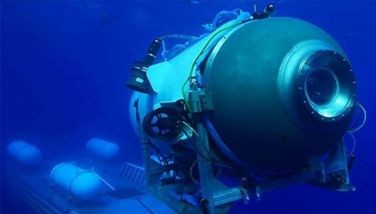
[1,0,375,213]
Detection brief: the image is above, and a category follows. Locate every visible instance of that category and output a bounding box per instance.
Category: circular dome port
[299,50,356,120]
[305,68,339,106]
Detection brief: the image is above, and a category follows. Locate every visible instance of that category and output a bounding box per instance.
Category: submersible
[127,4,360,213]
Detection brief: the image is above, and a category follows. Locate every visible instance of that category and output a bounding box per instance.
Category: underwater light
[126,38,163,94]
[127,3,361,213]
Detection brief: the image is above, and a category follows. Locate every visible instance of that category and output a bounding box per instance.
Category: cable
[181,119,233,168]
[342,102,366,157]
[204,116,248,168]
[348,102,367,133]
[181,20,245,112]
[161,34,197,41]
[347,131,357,155]
[183,126,232,169]
[190,160,199,183]
[181,127,211,162]
[91,167,116,191]
[160,34,198,61]
[182,120,199,137]
[161,40,167,61]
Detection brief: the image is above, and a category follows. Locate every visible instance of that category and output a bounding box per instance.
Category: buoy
[7,140,42,166]
[50,162,103,200]
[86,138,120,160]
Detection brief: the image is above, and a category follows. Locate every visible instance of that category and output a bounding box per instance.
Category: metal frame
[140,85,353,214]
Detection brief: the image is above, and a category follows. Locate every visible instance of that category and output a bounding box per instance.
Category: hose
[348,102,367,133]
[345,102,366,156]
[161,34,198,60]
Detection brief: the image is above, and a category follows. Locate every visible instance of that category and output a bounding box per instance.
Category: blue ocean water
[1,0,375,213]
